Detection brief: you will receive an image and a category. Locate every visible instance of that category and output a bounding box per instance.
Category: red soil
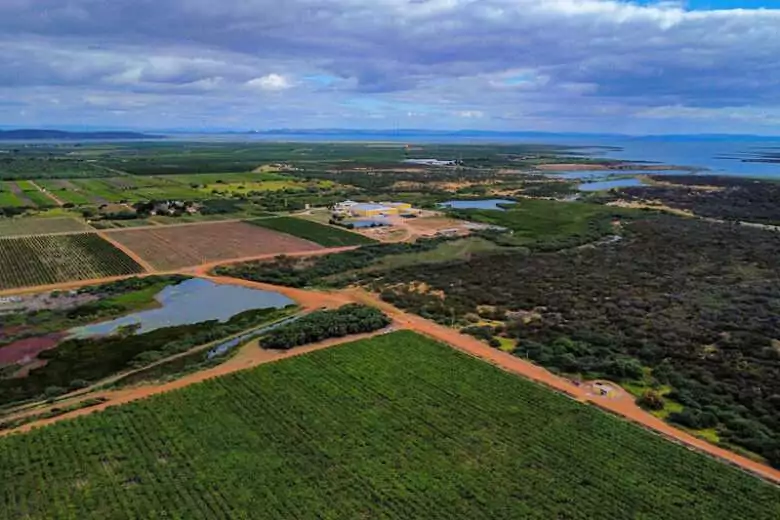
[0,333,63,366]
[105,221,324,271]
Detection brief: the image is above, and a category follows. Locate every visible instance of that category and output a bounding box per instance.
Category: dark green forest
[260,304,391,350]
[616,175,780,225]
[363,216,780,467]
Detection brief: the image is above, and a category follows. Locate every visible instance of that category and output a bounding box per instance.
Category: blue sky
[0,0,779,134]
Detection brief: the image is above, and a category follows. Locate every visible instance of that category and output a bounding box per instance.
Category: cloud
[0,1,778,133]
[246,74,292,91]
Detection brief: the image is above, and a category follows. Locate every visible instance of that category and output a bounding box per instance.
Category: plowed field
[106,221,323,270]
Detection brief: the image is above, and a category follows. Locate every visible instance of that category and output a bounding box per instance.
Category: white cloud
[246,74,292,91]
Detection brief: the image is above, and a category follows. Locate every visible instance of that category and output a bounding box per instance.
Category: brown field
[105,221,323,270]
[405,216,469,235]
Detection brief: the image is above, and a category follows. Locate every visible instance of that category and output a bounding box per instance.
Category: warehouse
[350,203,397,217]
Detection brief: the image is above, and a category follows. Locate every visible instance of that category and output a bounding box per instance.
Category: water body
[552,169,689,180]
[578,178,646,191]
[69,278,294,338]
[207,315,302,359]
[438,199,516,211]
[76,132,779,180]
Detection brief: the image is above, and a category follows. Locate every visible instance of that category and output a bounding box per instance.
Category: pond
[578,178,646,191]
[438,199,516,211]
[69,278,295,338]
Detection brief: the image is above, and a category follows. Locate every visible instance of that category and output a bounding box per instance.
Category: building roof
[352,203,390,211]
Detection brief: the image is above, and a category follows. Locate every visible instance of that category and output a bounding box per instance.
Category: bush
[637,390,666,411]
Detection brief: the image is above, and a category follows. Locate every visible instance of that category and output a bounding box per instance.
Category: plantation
[0,332,777,519]
[0,233,144,290]
[248,216,376,246]
[0,217,91,237]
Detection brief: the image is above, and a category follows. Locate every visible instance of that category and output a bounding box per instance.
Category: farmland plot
[0,233,144,290]
[0,332,777,519]
[0,217,92,237]
[248,216,376,246]
[106,221,323,270]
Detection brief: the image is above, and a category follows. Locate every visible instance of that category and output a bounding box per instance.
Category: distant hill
[0,129,163,140]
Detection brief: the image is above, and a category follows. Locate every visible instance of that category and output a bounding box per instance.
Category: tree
[637,390,665,411]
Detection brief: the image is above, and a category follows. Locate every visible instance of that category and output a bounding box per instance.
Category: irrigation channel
[207,314,303,359]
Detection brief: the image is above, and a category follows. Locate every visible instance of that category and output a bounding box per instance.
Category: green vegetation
[0,332,777,519]
[616,174,780,225]
[0,217,90,237]
[449,199,632,250]
[260,304,390,349]
[0,305,297,407]
[372,216,780,467]
[0,397,108,432]
[214,236,472,288]
[0,276,190,350]
[248,216,376,246]
[0,155,109,180]
[0,233,145,290]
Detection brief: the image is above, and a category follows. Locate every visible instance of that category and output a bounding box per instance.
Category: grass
[374,236,501,269]
[450,199,631,248]
[247,216,376,247]
[0,331,777,519]
[102,281,169,309]
[0,189,26,208]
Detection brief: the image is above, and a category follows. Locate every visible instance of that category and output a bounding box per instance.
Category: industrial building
[335,201,413,217]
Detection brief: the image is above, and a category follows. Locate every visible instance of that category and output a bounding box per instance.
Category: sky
[1,0,779,134]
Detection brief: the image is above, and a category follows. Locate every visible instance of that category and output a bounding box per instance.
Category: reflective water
[207,315,302,359]
[438,199,516,211]
[578,178,646,191]
[69,278,295,338]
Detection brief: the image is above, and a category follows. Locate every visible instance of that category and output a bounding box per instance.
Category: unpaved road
[0,246,357,298]
[345,288,780,485]
[2,327,393,435]
[3,274,779,484]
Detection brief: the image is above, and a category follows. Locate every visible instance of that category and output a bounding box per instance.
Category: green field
[0,233,145,290]
[248,216,376,246]
[450,199,631,250]
[0,331,776,519]
[0,217,91,237]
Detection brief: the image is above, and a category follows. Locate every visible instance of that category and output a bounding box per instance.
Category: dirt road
[346,288,780,484]
[3,273,779,484]
[97,230,156,272]
[28,180,64,206]
[0,246,357,298]
[2,327,392,435]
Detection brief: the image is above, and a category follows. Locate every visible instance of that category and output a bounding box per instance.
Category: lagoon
[69,278,295,338]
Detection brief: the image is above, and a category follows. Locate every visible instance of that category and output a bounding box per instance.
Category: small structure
[403,159,456,166]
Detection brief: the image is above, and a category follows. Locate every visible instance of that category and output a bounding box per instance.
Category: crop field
[248,216,376,246]
[0,233,145,290]
[0,217,92,237]
[15,183,56,208]
[0,156,110,180]
[106,221,323,270]
[0,332,777,519]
